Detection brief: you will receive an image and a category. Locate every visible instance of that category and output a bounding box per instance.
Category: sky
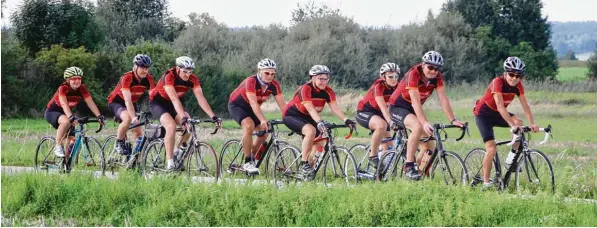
[2,0,597,28]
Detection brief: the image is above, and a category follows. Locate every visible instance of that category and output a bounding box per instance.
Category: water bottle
[505,150,517,170]
[134,136,144,153]
[254,142,267,162]
[175,142,188,161]
[313,145,324,164]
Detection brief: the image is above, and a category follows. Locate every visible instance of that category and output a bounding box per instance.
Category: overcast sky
[2,0,596,28]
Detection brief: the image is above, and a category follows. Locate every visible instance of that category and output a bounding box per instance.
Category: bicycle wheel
[321,146,358,186]
[219,139,245,179]
[516,149,555,194]
[264,142,295,180]
[187,141,220,182]
[140,139,165,179]
[34,136,59,173]
[102,135,119,175]
[73,137,104,172]
[378,150,403,181]
[349,144,372,175]
[272,146,300,185]
[464,148,500,188]
[430,151,468,186]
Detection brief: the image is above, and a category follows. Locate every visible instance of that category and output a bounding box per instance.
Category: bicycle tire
[515,149,555,194]
[187,141,220,182]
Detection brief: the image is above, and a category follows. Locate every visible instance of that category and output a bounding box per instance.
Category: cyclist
[228,58,286,174]
[107,54,155,154]
[473,56,539,188]
[355,62,400,172]
[148,56,222,171]
[282,65,357,178]
[388,51,464,180]
[45,67,105,158]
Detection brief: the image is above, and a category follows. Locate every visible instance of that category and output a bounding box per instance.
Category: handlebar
[254,120,285,137]
[186,118,220,135]
[321,121,356,140]
[74,117,103,133]
[507,124,553,146]
[420,122,469,142]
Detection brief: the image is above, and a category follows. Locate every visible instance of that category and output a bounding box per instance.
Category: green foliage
[509,41,558,80]
[1,30,33,117]
[34,45,103,109]
[96,0,172,45]
[587,45,597,79]
[2,173,597,226]
[10,0,104,55]
[445,0,558,80]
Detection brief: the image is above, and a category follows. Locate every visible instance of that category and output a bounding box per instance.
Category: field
[2,81,597,226]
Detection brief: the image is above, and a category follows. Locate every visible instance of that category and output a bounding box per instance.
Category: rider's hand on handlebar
[97,115,106,125]
[181,116,190,130]
[131,116,140,125]
[317,120,327,132]
[344,118,357,130]
[212,115,223,128]
[423,122,434,135]
[259,119,269,131]
[530,124,539,133]
[510,125,522,134]
[451,119,465,128]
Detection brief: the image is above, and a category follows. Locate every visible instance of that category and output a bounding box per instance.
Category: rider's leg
[252,122,268,159]
[160,113,177,169]
[368,115,388,157]
[174,112,191,148]
[240,117,256,162]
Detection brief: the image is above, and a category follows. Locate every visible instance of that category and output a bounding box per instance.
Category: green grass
[558,60,587,68]
[557,67,589,81]
[2,173,596,226]
[2,81,597,226]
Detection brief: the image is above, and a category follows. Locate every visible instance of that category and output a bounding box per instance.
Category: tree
[587,44,597,79]
[290,0,340,25]
[562,50,578,60]
[11,0,104,55]
[442,0,557,79]
[96,0,172,45]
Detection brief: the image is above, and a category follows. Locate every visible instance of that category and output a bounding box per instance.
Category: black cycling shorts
[44,108,75,136]
[228,103,260,126]
[389,105,415,127]
[109,101,140,123]
[149,100,177,120]
[475,112,514,142]
[356,110,390,131]
[283,108,321,137]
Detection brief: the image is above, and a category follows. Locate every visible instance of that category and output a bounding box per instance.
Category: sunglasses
[317,77,330,82]
[385,74,399,80]
[507,72,523,79]
[263,72,276,76]
[181,69,193,74]
[69,77,82,81]
[426,65,440,72]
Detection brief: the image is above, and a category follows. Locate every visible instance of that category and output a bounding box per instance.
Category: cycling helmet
[380,62,400,76]
[309,65,331,76]
[422,51,444,67]
[257,58,277,70]
[503,56,526,73]
[64,67,83,79]
[176,56,195,69]
[133,54,152,68]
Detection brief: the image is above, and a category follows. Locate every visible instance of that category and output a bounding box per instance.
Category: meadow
[1,80,596,226]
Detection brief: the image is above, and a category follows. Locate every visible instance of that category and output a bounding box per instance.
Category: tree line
[2,0,595,118]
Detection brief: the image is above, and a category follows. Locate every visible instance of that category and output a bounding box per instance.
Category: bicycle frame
[494,125,552,190]
[174,118,219,169]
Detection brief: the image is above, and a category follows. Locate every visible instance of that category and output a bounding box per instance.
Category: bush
[587,45,597,79]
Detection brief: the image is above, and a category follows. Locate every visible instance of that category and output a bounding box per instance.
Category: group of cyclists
[44,50,541,187]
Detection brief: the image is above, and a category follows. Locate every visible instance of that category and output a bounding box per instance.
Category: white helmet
[309,65,331,76]
[176,56,195,69]
[380,62,400,76]
[503,56,526,73]
[422,51,444,67]
[257,58,277,70]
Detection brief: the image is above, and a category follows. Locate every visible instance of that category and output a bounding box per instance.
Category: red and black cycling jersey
[389,64,444,111]
[149,67,201,102]
[228,75,282,109]
[107,71,155,104]
[357,78,396,112]
[46,83,91,112]
[283,82,337,116]
[474,76,525,116]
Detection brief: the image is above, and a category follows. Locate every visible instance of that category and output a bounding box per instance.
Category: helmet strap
[256,73,268,87]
